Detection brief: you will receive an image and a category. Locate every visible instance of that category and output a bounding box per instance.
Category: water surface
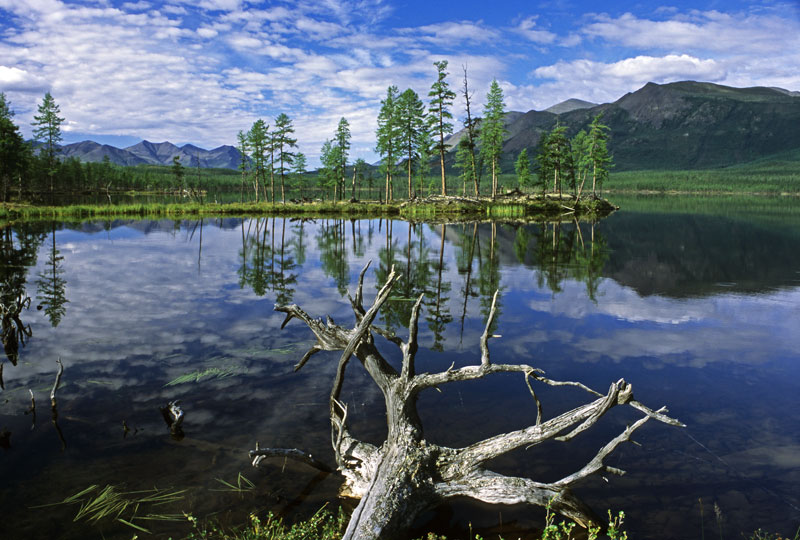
[1,198,798,539]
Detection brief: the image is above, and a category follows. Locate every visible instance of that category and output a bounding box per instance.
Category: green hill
[486,81,800,173]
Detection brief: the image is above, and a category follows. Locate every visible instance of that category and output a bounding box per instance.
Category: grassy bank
[0,195,617,224]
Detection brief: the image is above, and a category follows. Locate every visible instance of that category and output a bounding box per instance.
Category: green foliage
[395,88,427,199]
[247,119,270,202]
[172,155,185,189]
[273,113,297,203]
[334,117,351,199]
[376,85,400,201]
[428,59,456,195]
[184,505,347,540]
[587,113,612,194]
[0,93,30,201]
[31,92,64,175]
[514,148,533,188]
[457,66,480,196]
[479,79,506,198]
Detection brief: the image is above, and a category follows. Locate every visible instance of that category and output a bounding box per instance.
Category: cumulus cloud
[514,16,557,44]
[582,10,798,55]
[1,1,798,165]
[0,65,48,92]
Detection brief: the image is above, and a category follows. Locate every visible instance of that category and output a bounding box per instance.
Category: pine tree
[514,149,533,190]
[335,117,351,200]
[172,155,185,191]
[0,93,29,201]
[293,152,307,197]
[376,86,399,202]
[319,138,342,200]
[587,114,612,196]
[247,119,269,202]
[236,130,249,202]
[31,92,64,193]
[395,88,426,199]
[428,60,456,196]
[479,80,506,199]
[273,113,297,204]
[459,66,480,196]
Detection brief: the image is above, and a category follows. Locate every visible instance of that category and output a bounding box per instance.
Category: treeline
[2,60,613,204]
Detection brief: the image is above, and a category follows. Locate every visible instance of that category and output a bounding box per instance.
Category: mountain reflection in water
[0,206,798,539]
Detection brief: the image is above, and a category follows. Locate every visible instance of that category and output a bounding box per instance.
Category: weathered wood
[252,262,684,540]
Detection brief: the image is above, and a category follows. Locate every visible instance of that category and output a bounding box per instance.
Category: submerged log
[252,262,683,540]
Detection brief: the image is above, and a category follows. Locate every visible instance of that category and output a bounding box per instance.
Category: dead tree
[252,262,683,540]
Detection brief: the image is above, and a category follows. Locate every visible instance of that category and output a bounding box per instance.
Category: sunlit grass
[33,484,186,534]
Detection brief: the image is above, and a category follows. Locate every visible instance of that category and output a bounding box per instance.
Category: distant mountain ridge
[56,80,800,172]
[474,80,800,171]
[57,139,243,169]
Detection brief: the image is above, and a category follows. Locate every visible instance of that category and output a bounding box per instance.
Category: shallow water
[1,199,799,539]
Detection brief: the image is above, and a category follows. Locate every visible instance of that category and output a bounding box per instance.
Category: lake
[1,195,798,539]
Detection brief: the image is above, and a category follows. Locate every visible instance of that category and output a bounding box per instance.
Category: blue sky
[1,0,799,165]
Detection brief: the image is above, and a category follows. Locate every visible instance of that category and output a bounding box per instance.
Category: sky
[1,0,799,165]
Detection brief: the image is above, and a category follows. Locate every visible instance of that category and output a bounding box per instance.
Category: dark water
[1,198,799,539]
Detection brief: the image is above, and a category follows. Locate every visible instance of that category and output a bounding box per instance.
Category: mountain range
[55,80,800,172]
[56,139,243,169]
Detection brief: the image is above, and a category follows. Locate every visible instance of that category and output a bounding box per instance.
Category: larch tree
[515,148,533,190]
[236,130,249,203]
[571,129,590,199]
[376,86,399,202]
[247,119,269,203]
[428,60,456,196]
[459,65,480,196]
[0,93,29,201]
[273,113,297,204]
[171,155,184,191]
[479,79,506,199]
[319,138,342,200]
[545,123,570,198]
[31,92,64,193]
[293,152,307,197]
[395,88,426,200]
[587,114,612,196]
[335,118,351,200]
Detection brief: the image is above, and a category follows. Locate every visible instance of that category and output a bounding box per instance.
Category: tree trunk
[255,265,684,540]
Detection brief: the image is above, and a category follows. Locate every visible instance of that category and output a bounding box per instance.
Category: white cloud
[582,10,800,56]
[0,65,48,91]
[514,16,557,44]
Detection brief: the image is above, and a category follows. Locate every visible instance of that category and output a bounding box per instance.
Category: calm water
[1,197,799,539]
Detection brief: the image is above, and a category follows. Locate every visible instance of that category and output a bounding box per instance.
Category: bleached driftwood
[253,262,683,540]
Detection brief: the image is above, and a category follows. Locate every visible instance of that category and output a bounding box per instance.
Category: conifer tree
[247,119,269,202]
[395,88,426,199]
[514,148,532,189]
[0,93,29,201]
[31,92,64,193]
[459,66,480,196]
[273,113,297,204]
[236,130,249,202]
[587,114,612,196]
[172,155,184,191]
[376,86,399,202]
[479,79,506,199]
[335,117,351,200]
[428,60,456,196]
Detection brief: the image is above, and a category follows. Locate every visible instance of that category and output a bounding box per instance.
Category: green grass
[0,195,616,224]
[33,484,186,534]
[608,151,800,194]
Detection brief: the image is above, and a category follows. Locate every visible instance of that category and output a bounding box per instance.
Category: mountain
[483,80,800,171]
[544,98,597,114]
[57,140,150,166]
[58,140,244,169]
